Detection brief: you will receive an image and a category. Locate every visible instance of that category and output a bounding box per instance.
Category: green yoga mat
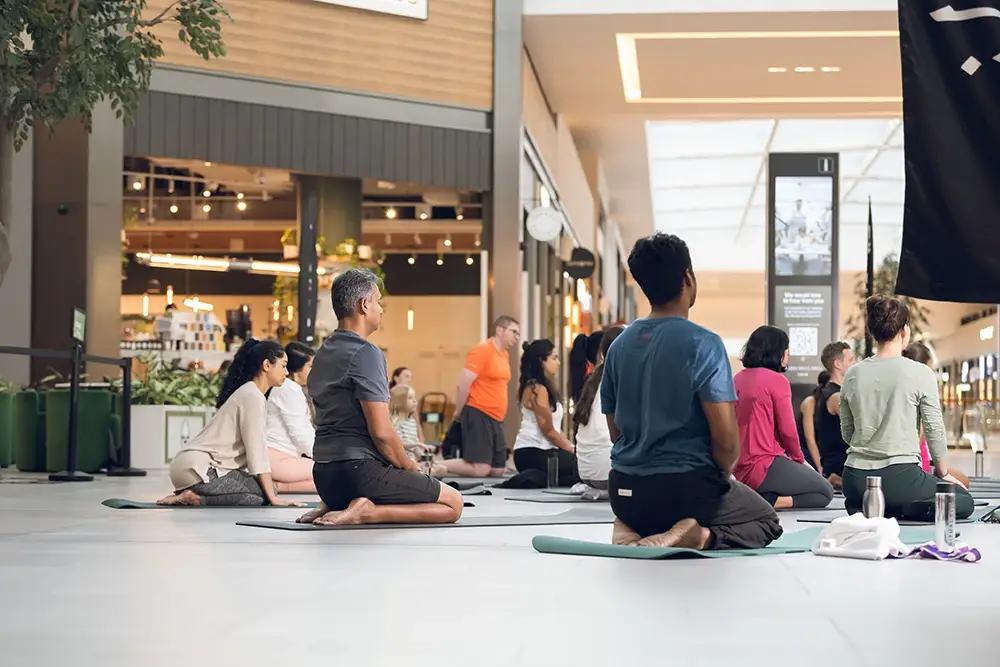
[237,507,613,531]
[103,498,476,510]
[532,525,938,560]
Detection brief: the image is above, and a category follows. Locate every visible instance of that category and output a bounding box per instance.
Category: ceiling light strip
[631,96,903,104]
[622,30,899,40]
[615,34,642,100]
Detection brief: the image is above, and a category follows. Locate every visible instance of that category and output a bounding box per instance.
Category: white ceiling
[647,118,903,271]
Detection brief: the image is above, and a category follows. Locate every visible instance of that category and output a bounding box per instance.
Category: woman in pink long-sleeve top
[733,326,834,510]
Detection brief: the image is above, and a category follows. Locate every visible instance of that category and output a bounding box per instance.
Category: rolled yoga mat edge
[531,525,937,560]
[505,494,607,504]
[236,508,614,531]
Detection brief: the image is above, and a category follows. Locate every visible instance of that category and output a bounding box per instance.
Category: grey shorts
[460,406,508,468]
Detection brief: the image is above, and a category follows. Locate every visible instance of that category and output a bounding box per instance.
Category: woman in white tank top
[513,339,579,486]
[572,325,625,499]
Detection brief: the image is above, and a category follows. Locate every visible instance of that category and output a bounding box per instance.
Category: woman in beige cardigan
[158,339,302,507]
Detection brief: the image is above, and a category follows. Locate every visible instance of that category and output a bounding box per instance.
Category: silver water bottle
[546,451,559,488]
[935,481,956,552]
[862,476,885,519]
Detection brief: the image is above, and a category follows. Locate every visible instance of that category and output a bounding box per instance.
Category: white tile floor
[2,451,1000,667]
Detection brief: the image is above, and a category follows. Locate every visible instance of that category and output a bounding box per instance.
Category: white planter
[130,405,216,470]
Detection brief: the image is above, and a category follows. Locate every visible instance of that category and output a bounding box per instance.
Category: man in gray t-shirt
[297,269,463,527]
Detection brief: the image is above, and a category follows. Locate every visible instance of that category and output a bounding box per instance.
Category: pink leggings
[920,439,931,472]
[267,448,316,494]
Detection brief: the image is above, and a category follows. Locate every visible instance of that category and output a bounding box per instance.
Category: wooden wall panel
[145,0,494,110]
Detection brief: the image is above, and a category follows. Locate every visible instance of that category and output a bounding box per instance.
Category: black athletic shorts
[313,460,441,510]
[459,406,508,468]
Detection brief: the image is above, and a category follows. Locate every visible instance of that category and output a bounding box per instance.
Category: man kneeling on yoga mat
[296,269,464,526]
[601,233,782,549]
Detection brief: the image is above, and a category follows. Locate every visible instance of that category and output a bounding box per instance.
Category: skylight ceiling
[646,119,904,272]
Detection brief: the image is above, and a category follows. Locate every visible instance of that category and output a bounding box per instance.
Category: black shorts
[313,460,441,511]
[460,406,508,468]
[609,466,730,537]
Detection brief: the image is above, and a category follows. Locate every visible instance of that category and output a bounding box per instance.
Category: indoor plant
[844,253,932,356]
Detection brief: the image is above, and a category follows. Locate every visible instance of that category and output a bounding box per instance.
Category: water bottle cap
[936,481,954,494]
[866,476,882,487]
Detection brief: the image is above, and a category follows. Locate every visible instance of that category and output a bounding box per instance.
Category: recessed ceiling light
[767,67,787,73]
[820,66,841,72]
[794,66,815,73]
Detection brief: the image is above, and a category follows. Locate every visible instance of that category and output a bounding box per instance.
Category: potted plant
[844,253,932,356]
[127,358,223,469]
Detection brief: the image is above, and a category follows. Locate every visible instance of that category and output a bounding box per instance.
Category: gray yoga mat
[542,488,583,496]
[236,507,614,531]
[104,498,476,509]
[506,494,607,504]
[797,516,976,526]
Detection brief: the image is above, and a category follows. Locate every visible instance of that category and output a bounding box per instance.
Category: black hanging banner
[865,199,874,359]
[896,2,1000,303]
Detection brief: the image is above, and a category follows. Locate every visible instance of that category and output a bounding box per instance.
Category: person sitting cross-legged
[601,233,782,549]
[296,269,464,526]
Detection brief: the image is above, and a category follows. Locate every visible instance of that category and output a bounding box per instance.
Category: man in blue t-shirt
[601,233,781,550]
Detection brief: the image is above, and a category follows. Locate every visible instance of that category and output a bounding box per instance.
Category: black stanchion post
[106,356,146,477]
[49,341,93,482]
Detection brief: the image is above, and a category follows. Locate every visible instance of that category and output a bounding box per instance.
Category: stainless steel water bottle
[975,450,984,478]
[546,451,558,488]
[862,476,885,518]
[420,451,433,476]
[935,481,956,552]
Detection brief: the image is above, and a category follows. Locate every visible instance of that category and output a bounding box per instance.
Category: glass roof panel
[646,120,774,160]
[652,184,754,212]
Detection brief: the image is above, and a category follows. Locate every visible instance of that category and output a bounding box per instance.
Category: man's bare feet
[313,497,376,525]
[612,519,641,545]
[636,518,709,549]
[296,503,328,523]
[156,489,202,506]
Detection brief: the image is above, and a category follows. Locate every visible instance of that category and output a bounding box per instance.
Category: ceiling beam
[840,120,903,204]
[648,141,901,164]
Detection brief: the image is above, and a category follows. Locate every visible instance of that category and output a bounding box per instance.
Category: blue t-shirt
[600,317,736,475]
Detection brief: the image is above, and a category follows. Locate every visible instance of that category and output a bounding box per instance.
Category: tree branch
[137,1,182,28]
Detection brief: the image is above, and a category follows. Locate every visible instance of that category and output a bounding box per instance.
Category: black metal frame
[0,345,146,482]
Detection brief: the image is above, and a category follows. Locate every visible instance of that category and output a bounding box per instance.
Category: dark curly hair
[518,339,559,411]
[216,339,285,408]
[866,295,910,344]
[741,325,789,373]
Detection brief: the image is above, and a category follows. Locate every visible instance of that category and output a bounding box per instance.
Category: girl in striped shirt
[390,385,433,461]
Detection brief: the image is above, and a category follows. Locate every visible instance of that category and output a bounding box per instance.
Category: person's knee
[465,462,492,477]
[439,485,464,522]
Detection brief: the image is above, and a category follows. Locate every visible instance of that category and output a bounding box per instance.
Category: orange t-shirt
[465,340,511,422]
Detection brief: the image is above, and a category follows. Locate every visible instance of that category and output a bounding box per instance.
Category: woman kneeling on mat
[512,339,580,486]
[839,296,974,520]
[572,326,625,500]
[733,326,834,509]
[158,339,303,507]
[265,341,318,494]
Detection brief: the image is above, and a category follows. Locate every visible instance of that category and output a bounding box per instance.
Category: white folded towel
[810,513,911,561]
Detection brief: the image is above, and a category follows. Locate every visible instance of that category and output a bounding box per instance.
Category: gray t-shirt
[840,356,946,470]
[308,329,390,464]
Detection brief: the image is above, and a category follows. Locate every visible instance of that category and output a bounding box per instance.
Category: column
[489,0,525,443]
[31,103,123,380]
[0,128,33,385]
[296,176,362,343]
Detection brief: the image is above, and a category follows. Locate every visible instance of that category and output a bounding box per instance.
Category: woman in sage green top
[839,296,974,520]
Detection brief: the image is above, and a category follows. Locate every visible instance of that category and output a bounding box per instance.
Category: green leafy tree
[844,252,932,356]
[0,0,231,287]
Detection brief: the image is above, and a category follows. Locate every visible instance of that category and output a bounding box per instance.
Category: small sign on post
[72,308,86,343]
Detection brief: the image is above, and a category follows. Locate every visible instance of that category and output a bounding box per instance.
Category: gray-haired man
[297,269,464,525]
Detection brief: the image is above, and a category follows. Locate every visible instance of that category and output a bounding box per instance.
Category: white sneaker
[570,482,589,494]
[581,487,609,501]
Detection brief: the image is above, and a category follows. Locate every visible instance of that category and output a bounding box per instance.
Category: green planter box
[13,391,44,472]
[45,389,114,474]
[0,392,14,468]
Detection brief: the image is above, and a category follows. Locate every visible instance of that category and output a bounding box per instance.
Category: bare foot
[827,473,843,490]
[430,463,449,478]
[313,497,376,525]
[774,496,794,510]
[296,503,328,523]
[636,518,709,549]
[156,489,201,506]
[612,519,642,545]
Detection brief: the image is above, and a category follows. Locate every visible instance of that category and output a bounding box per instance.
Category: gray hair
[332,268,382,320]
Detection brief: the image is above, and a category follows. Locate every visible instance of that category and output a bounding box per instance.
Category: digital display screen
[772,285,833,383]
[773,176,834,277]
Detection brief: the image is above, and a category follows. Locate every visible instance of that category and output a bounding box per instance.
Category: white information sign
[311,0,428,20]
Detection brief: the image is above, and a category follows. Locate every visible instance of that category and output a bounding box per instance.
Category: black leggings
[756,456,835,509]
[191,469,265,506]
[843,464,975,521]
[513,447,580,486]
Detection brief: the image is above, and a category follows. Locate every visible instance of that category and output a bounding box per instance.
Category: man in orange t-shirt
[440,315,520,477]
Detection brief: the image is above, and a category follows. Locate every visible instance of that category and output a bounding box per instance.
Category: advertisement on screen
[771,286,833,383]
[773,176,834,277]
